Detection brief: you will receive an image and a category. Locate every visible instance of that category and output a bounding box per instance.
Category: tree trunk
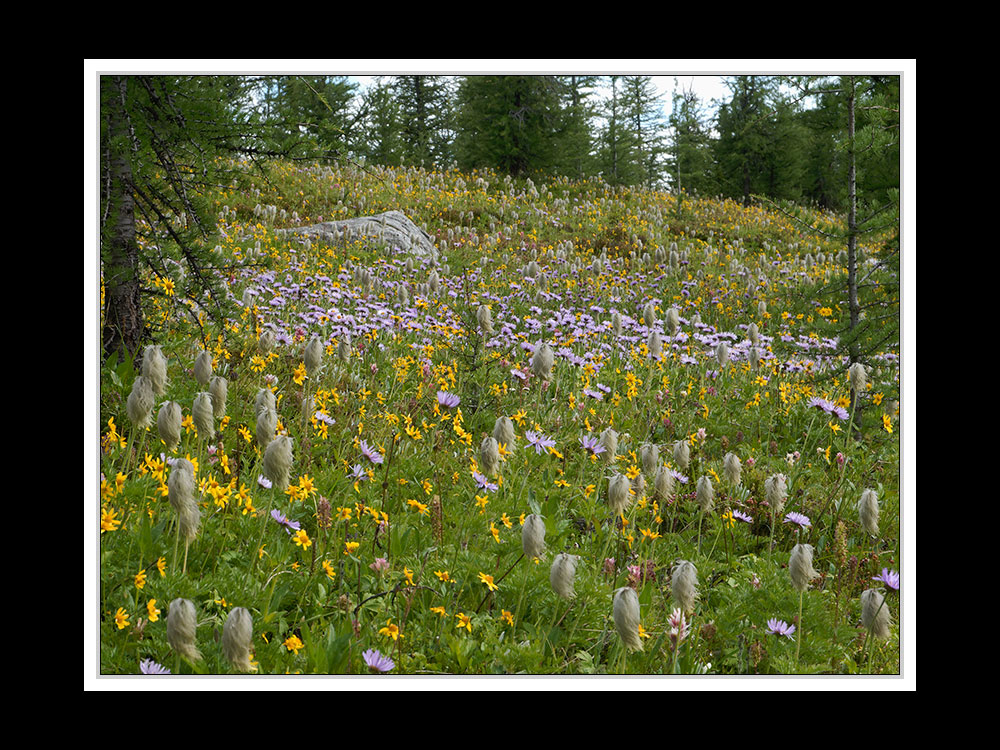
[846,75,862,437]
[101,76,144,361]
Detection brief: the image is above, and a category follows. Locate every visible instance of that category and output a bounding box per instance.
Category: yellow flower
[114,607,130,630]
[146,599,161,623]
[430,606,447,617]
[101,506,122,533]
[455,612,472,632]
[434,570,451,583]
[640,527,661,541]
[882,414,893,434]
[478,572,499,592]
[134,569,147,590]
[293,362,307,385]
[379,619,402,641]
[402,567,415,586]
[156,556,167,577]
[284,634,304,654]
[501,610,514,626]
[292,528,312,549]
[344,541,360,555]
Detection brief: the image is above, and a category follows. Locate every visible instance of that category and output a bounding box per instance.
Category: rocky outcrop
[279,210,437,259]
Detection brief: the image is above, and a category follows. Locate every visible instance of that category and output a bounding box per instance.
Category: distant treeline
[241,74,900,212]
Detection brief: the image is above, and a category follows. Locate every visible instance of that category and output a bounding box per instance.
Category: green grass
[96,160,901,678]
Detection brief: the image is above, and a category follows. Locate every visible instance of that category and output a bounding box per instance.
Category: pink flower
[836,452,846,466]
[370,557,390,574]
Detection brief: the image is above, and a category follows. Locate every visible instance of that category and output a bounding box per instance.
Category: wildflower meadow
[93,155,906,682]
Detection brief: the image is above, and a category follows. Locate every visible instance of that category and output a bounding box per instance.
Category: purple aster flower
[270,508,301,534]
[783,511,812,529]
[526,430,556,455]
[510,368,529,382]
[473,471,498,492]
[139,658,171,674]
[872,568,900,591]
[360,440,384,465]
[257,474,273,489]
[582,387,604,401]
[350,464,368,482]
[732,509,753,524]
[362,648,395,673]
[832,404,849,420]
[579,434,606,456]
[766,618,796,639]
[437,390,461,408]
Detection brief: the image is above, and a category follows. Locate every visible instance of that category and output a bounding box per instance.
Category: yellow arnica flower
[455,612,472,632]
[478,572,499,592]
[114,607,130,630]
[134,569,147,590]
[379,619,402,641]
[292,529,312,549]
[146,599,160,622]
[284,634,304,654]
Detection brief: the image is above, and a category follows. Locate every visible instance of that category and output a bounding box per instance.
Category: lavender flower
[872,568,900,591]
[526,430,556,455]
[579,434,606,456]
[139,658,171,674]
[766,618,796,639]
[360,440,384,465]
[732,509,753,524]
[362,648,395,673]
[473,471,498,492]
[437,390,461,408]
[783,511,812,529]
[270,509,301,534]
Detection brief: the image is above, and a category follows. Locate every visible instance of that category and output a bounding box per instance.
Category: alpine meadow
[92,71,907,683]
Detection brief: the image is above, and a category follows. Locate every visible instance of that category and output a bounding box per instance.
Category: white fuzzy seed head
[549,553,579,599]
[254,387,276,419]
[222,607,256,672]
[765,473,788,515]
[849,362,868,396]
[209,376,227,419]
[166,598,202,662]
[262,435,293,492]
[642,301,657,328]
[480,436,500,477]
[715,341,729,368]
[477,304,494,335]
[531,342,554,381]
[194,350,213,387]
[126,375,155,430]
[673,440,690,471]
[157,401,182,451]
[304,336,323,376]
[608,474,632,517]
[648,330,662,359]
[861,588,892,639]
[666,307,680,336]
[141,345,168,396]
[653,465,675,502]
[255,407,277,450]
[192,392,214,439]
[858,488,880,537]
[723,452,742,486]
[522,513,546,559]
[258,330,274,354]
[493,416,515,450]
[613,587,644,652]
[696,475,715,513]
[789,543,818,592]
[600,427,619,463]
[672,560,699,614]
[640,443,660,475]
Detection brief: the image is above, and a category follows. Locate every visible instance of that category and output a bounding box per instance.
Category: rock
[278,210,438,260]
